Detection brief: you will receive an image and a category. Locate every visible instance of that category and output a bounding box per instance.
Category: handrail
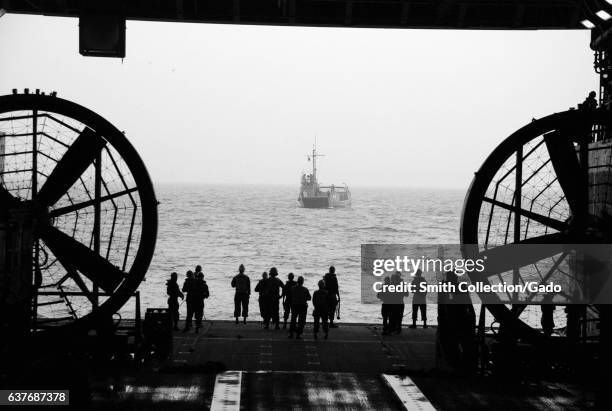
[33,291,142,343]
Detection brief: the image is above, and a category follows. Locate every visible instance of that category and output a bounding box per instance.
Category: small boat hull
[299,196,330,208]
[299,194,351,209]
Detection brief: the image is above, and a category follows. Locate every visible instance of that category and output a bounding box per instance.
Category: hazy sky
[0,14,598,189]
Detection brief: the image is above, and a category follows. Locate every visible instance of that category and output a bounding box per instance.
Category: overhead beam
[0,0,589,30]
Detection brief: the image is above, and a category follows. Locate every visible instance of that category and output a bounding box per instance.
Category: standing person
[255,272,269,324]
[377,276,393,335]
[541,294,555,337]
[192,272,209,332]
[194,264,204,279]
[182,270,195,332]
[541,305,555,336]
[438,270,476,370]
[389,271,408,334]
[231,264,251,325]
[289,276,311,339]
[565,305,584,343]
[264,267,284,330]
[410,269,428,329]
[323,266,340,328]
[281,273,297,329]
[312,280,329,340]
[580,91,598,110]
[166,272,184,331]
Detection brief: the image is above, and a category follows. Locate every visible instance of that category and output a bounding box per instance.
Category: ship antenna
[314,135,317,180]
[310,137,324,183]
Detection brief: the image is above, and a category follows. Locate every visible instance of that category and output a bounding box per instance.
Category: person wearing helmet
[323,266,340,328]
[264,267,284,330]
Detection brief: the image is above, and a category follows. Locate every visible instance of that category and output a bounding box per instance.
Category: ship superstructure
[298,145,351,208]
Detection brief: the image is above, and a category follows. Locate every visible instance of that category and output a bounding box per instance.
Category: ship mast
[310,144,324,183]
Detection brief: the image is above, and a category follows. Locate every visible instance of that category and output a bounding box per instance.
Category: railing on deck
[32,291,142,346]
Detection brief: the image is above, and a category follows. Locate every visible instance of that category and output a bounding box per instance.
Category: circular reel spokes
[0,92,157,331]
[461,109,609,341]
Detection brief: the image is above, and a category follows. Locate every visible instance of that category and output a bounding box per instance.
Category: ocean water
[137,184,464,324]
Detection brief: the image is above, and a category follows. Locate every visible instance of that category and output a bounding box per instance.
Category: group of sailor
[166,265,341,340]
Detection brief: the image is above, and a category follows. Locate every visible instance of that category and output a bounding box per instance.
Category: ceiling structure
[0,0,601,30]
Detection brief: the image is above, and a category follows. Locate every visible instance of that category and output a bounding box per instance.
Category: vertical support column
[477,304,487,370]
[597,305,612,409]
[31,110,39,331]
[0,214,7,321]
[93,152,102,308]
[582,132,591,318]
[595,50,612,114]
[579,133,590,215]
[513,147,523,304]
[31,110,38,198]
[593,42,612,141]
[579,134,590,342]
[0,132,5,180]
[135,291,141,344]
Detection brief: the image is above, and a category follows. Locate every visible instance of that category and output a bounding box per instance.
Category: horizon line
[153,181,467,191]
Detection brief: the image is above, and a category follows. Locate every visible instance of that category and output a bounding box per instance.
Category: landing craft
[298,145,351,208]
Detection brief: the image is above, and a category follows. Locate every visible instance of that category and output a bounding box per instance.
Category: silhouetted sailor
[166,272,184,331]
[438,271,476,370]
[389,271,409,334]
[192,271,209,332]
[565,305,585,343]
[264,267,284,330]
[289,276,311,339]
[231,264,251,325]
[323,266,340,328]
[574,91,599,142]
[282,273,297,329]
[312,280,329,340]
[182,270,195,332]
[410,269,428,329]
[579,91,598,110]
[255,272,269,324]
[541,304,555,337]
[377,276,394,335]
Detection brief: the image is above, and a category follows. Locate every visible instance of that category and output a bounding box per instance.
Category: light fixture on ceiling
[596,10,612,21]
[582,19,596,28]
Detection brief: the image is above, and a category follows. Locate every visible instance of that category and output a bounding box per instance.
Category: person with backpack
[231,264,251,324]
[264,267,284,330]
[166,272,184,331]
